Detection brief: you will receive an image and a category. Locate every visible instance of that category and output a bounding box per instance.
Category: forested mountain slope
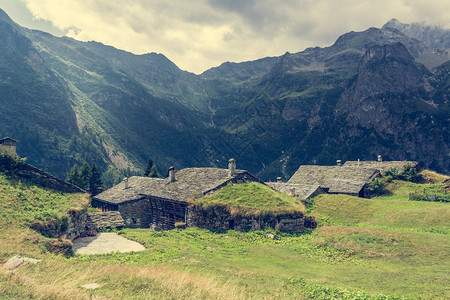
[0,8,448,183]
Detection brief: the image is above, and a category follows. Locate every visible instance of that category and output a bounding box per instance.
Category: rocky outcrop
[334,42,449,172]
[383,19,450,52]
[2,255,42,271]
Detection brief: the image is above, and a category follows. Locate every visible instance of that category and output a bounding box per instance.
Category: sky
[0,0,449,74]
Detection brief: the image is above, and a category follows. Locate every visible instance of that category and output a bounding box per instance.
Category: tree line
[67,157,160,195]
[66,162,103,195]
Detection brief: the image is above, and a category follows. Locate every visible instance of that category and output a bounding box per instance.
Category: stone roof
[266,182,324,200]
[94,168,256,205]
[0,137,18,144]
[343,160,419,173]
[288,165,380,194]
[328,180,367,195]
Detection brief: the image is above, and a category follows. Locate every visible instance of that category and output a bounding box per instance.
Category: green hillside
[1,9,449,185]
[0,173,88,227]
[1,171,449,299]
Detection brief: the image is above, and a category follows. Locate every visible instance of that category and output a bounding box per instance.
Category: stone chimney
[357,159,360,166]
[378,155,382,162]
[277,177,282,183]
[168,166,176,182]
[228,158,236,177]
[289,188,296,197]
[336,160,342,166]
[123,177,129,189]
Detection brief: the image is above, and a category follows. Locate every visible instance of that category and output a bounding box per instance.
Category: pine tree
[67,162,91,190]
[89,164,103,195]
[79,162,91,190]
[66,164,81,187]
[144,158,158,177]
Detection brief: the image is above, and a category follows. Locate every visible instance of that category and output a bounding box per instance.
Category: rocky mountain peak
[0,8,13,23]
[382,18,450,50]
[362,42,414,65]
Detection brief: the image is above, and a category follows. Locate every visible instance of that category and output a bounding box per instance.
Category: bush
[400,167,422,183]
[0,150,26,176]
[367,178,387,196]
[383,167,422,183]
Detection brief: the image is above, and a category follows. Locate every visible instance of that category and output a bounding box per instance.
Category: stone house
[0,137,18,155]
[343,156,419,174]
[288,165,380,197]
[266,181,324,200]
[92,159,264,230]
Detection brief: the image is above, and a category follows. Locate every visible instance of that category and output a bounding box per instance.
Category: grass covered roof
[194,182,305,217]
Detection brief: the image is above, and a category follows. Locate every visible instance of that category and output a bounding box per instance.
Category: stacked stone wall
[63,211,126,241]
[188,205,304,232]
[118,198,153,228]
[87,212,125,229]
[65,208,96,240]
[18,164,85,193]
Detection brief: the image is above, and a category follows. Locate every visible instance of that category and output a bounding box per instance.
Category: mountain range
[0,9,448,184]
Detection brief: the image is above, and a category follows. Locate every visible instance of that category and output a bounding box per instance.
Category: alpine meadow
[0,5,449,300]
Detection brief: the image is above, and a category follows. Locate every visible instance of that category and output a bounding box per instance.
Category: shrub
[383,167,422,183]
[0,150,26,176]
[400,167,422,183]
[367,178,387,196]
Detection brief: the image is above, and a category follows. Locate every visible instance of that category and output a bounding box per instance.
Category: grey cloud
[19,0,450,73]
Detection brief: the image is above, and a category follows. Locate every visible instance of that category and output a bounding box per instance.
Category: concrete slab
[72,232,145,255]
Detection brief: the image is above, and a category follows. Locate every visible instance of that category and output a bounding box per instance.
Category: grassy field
[1,173,449,299]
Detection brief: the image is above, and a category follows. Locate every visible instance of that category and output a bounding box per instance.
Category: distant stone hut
[343,156,419,174]
[92,159,264,230]
[0,137,18,155]
[287,165,380,197]
[266,182,324,200]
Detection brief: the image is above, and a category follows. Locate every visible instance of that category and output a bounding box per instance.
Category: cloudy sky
[1,0,449,73]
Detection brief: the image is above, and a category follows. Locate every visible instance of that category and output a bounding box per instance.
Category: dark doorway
[229,220,235,229]
[358,188,364,198]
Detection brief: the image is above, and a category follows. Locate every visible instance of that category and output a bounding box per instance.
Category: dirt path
[72,232,145,255]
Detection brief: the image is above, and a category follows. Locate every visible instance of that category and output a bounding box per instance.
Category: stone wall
[188,205,304,232]
[65,208,96,240]
[18,164,85,193]
[118,197,187,230]
[87,212,125,229]
[118,198,154,228]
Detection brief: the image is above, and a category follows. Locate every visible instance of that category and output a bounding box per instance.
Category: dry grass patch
[1,256,246,299]
[420,170,449,183]
[0,226,47,261]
